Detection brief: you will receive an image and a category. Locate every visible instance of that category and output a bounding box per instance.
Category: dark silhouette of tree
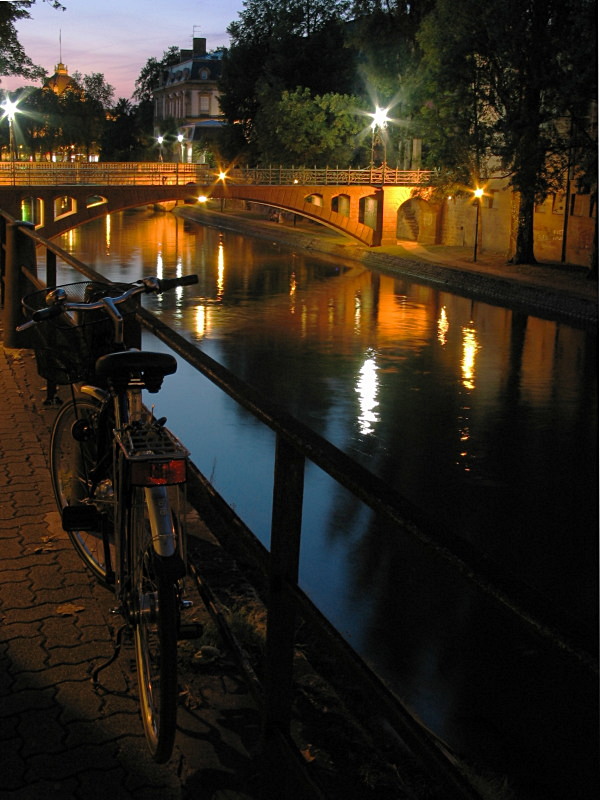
[0,1,64,82]
[415,0,597,264]
[219,0,358,161]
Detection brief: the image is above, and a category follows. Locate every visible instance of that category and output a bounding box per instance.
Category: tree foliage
[0,1,64,81]
[220,0,358,161]
[254,87,368,165]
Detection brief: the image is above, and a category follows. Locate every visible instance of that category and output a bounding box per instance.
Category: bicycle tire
[50,392,115,583]
[131,487,179,762]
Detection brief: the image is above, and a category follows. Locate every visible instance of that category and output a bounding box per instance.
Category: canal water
[51,209,597,799]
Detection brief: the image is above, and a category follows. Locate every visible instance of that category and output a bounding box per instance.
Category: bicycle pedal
[61,505,101,532]
[178,623,204,640]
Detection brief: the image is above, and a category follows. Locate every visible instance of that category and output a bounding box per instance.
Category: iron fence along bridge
[0,161,432,187]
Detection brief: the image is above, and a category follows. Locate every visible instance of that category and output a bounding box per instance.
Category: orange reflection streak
[438,305,449,346]
[104,214,111,252]
[217,240,225,300]
[461,323,479,390]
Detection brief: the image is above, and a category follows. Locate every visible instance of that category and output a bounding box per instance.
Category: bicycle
[18,274,199,762]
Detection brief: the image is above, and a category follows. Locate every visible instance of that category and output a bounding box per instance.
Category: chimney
[193,38,207,55]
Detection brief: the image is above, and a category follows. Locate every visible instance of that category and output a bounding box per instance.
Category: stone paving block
[17,708,66,757]
[0,686,57,718]
[6,778,81,800]
[6,634,49,674]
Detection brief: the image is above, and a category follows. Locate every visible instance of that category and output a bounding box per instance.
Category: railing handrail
[0,161,433,187]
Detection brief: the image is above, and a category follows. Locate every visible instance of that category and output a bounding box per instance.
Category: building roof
[44,62,75,95]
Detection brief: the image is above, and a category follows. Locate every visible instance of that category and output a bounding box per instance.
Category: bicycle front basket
[22,281,137,384]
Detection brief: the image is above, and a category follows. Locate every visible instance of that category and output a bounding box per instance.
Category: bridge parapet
[0,161,432,188]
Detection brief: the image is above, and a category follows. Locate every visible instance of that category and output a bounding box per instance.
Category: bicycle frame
[80,377,188,605]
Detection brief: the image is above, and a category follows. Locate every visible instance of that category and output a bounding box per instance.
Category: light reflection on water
[50,210,598,797]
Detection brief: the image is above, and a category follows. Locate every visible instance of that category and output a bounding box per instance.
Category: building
[153,37,225,163]
[44,61,75,95]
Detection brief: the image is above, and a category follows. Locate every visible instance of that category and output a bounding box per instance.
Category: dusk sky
[1,0,245,100]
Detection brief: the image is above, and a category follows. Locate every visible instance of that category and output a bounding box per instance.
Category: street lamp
[157,135,164,162]
[218,170,227,211]
[1,95,19,163]
[370,106,390,168]
[177,133,184,163]
[473,187,484,262]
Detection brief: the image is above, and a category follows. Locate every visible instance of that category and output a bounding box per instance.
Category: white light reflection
[437,305,449,346]
[155,252,164,305]
[217,238,225,300]
[461,322,479,390]
[356,349,380,435]
[194,304,211,339]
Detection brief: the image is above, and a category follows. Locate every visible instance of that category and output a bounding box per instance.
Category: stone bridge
[0,163,435,246]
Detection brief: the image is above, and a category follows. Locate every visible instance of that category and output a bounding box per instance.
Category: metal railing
[0,161,432,187]
[2,210,594,798]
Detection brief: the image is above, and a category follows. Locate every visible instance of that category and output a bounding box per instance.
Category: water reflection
[356,349,380,435]
[50,210,598,800]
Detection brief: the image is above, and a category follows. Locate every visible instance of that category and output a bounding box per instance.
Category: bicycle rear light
[130,459,186,486]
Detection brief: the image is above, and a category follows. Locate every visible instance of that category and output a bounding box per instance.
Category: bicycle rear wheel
[50,392,115,583]
[130,486,179,762]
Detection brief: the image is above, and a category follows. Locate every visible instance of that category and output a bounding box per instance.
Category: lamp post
[157,135,164,162]
[218,170,227,211]
[177,133,184,163]
[370,106,390,170]
[1,96,18,161]
[473,187,484,262]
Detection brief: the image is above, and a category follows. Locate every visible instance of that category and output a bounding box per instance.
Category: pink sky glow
[1,0,244,100]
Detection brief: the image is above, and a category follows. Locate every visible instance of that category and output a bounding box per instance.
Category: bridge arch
[396,196,439,244]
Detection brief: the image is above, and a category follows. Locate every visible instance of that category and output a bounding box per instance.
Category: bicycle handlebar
[17,274,199,331]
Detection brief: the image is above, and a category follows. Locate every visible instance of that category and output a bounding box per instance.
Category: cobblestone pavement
[0,324,266,800]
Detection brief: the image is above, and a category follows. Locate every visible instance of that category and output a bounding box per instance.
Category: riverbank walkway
[180,204,597,327]
[1,222,597,799]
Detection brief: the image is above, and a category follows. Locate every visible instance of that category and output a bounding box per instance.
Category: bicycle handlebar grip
[157,275,199,293]
[32,304,64,322]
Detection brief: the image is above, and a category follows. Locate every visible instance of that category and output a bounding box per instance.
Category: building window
[199,96,209,112]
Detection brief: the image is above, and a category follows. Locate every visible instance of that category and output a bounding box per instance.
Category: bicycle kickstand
[91,623,128,694]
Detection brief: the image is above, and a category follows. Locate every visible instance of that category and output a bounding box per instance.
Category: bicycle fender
[80,384,110,404]
[144,486,177,557]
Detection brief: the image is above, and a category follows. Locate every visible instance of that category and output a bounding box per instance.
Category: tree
[220,0,357,161]
[254,86,368,165]
[72,71,115,109]
[0,1,64,82]
[416,0,597,264]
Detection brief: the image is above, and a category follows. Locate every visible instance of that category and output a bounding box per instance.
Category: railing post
[263,434,305,740]
[3,220,36,348]
[46,248,57,288]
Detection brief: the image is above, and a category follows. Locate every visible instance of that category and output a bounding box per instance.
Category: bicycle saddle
[95,351,177,393]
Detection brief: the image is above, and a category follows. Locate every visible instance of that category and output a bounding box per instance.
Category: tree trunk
[511,191,537,264]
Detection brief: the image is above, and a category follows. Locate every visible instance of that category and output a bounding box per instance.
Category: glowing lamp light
[197,195,208,203]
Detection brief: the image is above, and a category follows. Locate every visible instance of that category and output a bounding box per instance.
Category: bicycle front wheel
[50,392,115,583]
[130,487,179,763]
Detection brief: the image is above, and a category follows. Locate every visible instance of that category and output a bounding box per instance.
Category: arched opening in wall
[305,193,323,207]
[359,194,379,230]
[397,197,438,244]
[86,195,107,209]
[332,194,350,217]
[20,197,44,228]
[54,195,77,221]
